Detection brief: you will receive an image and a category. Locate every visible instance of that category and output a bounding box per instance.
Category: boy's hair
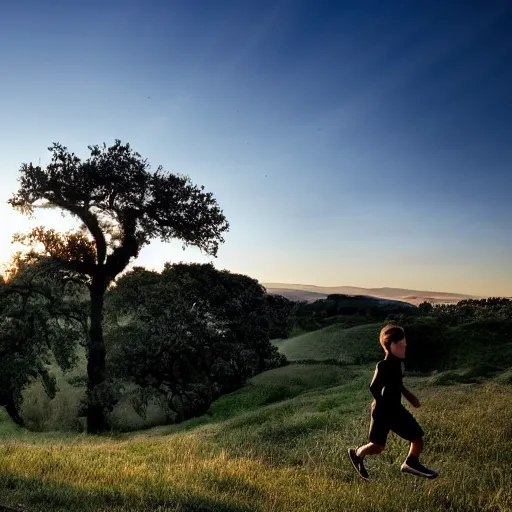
[380,324,405,353]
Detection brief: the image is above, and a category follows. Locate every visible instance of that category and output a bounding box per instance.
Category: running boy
[348,324,438,480]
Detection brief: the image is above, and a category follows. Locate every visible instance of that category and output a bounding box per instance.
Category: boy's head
[380,324,407,359]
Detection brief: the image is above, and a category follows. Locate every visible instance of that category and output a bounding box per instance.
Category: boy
[348,324,438,480]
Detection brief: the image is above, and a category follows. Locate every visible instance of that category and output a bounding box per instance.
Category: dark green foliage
[442,319,512,369]
[424,297,512,325]
[0,264,86,425]
[265,294,296,339]
[399,316,448,371]
[394,302,512,373]
[290,295,418,333]
[324,294,416,317]
[418,301,434,314]
[162,263,287,374]
[104,263,287,425]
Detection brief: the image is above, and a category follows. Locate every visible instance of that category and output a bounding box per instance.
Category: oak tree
[8,140,229,433]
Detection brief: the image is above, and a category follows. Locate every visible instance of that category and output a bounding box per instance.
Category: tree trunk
[4,399,24,427]
[87,275,107,434]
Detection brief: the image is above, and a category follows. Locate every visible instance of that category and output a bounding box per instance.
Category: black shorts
[369,405,424,447]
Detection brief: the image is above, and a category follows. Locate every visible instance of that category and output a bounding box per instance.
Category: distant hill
[264,288,328,303]
[262,283,482,305]
[272,323,383,363]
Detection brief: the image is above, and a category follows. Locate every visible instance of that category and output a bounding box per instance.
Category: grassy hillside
[19,315,512,434]
[273,322,383,363]
[276,316,512,375]
[2,313,511,510]
[0,363,511,511]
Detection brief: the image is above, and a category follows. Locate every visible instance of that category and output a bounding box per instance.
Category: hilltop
[262,283,482,305]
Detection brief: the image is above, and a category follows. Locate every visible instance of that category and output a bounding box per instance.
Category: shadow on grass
[0,472,252,512]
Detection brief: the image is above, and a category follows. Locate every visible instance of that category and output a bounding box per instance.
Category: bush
[398,316,448,372]
[494,368,512,385]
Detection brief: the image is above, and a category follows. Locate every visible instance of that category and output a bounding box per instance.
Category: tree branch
[45,257,96,279]
[50,199,107,265]
[105,214,140,282]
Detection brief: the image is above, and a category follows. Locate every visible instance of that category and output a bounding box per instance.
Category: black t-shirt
[369,353,404,412]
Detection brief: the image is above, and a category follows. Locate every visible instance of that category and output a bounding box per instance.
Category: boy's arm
[369,362,387,402]
[402,385,421,407]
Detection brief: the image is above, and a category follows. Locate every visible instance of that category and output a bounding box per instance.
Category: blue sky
[0,0,511,296]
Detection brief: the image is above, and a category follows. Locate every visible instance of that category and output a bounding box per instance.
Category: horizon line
[260,282,485,298]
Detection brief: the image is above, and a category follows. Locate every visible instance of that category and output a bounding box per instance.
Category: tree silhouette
[8,140,229,433]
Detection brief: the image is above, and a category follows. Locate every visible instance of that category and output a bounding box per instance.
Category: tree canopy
[104,263,287,423]
[9,140,229,284]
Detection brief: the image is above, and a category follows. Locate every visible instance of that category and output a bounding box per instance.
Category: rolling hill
[271,322,383,363]
[262,283,482,305]
[4,309,512,511]
[3,347,511,511]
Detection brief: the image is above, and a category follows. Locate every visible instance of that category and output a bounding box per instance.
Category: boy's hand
[402,385,421,408]
[409,395,421,408]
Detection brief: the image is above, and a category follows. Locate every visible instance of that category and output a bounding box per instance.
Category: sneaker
[348,448,369,481]
[401,456,439,479]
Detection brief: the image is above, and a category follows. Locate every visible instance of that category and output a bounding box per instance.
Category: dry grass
[1,365,511,511]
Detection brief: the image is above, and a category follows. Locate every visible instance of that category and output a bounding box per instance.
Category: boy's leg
[348,447,370,480]
[357,442,385,458]
[390,409,438,479]
[401,438,438,479]
[408,437,423,458]
[348,415,389,480]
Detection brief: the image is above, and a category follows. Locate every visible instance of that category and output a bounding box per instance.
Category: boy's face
[390,337,407,359]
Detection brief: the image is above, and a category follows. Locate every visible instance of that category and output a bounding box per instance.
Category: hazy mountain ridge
[262,283,482,305]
